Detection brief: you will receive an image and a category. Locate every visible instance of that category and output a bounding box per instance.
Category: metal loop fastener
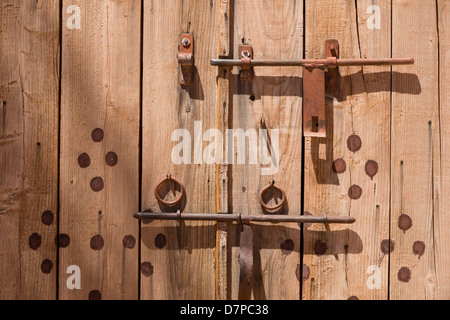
[258,180,286,212]
[154,175,185,207]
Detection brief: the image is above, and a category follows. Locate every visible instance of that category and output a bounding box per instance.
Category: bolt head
[241,50,251,59]
[181,38,191,48]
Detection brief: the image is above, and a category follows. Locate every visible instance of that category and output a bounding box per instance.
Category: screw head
[181,38,191,48]
[241,50,251,59]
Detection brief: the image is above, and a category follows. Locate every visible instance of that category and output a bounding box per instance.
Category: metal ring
[154,175,185,207]
[258,180,286,212]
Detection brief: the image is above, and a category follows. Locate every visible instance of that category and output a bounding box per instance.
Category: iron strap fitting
[178,33,194,85]
[211,39,414,138]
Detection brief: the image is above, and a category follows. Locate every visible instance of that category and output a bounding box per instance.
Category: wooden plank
[303,0,391,300]
[60,0,141,300]
[436,0,450,299]
[218,0,231,57]
[390,0,439,300]
[141,0,218,300]
[229,0,303,300]
[0,0,59,300]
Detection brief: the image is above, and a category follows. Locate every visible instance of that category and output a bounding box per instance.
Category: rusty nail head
[181,38,191,48]
[241,50,251,59]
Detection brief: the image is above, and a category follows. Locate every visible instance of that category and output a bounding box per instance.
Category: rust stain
[314,240,328,255]
[90,177,104,192]
[381,239,394,254]
[413,241,426,259]
[77,153,90,168]
[88,290,102,300]
[398,267,411,283]
[29,233,42,250]
[155,233,167,249]
[398,214,413,233]
[123,235,136,249]
[365,160,379,180]
[347,135,362,152]
[55,234,70,248]
[105,152,118,167]
[91,128,104,142]
[280,239,294,255]
[90,235,104,250]
[141,262,154,277]
[41,210,54,226]
[40,259,53,274]
[332,158,347,174]
[302,264,310,282]
[348,185,363,200]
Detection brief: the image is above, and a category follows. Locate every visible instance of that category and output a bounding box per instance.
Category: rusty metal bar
[211,57,414,68]
[133,212,356,224]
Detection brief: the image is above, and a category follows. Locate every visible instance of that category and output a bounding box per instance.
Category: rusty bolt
[241,50,251,59]
[181,38,191,48]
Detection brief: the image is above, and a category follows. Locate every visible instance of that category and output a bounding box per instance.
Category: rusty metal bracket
[303,40,340,137]
[178,33,194,86]
[325,39,340,99]
[239,44,254,81]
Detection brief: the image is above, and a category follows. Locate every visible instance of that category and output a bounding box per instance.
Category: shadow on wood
[141,223,362,254]
[226,71,420,99]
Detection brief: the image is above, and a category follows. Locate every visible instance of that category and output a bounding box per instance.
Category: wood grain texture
[390,0,439,300]
[390,0,440,300]
[218,0,231,57]
[0,0,59,300]
[436,0,450,299]
[303,0,391,300]
[228,0,303,300]
[141,0,218,300]
[60,0,140,300]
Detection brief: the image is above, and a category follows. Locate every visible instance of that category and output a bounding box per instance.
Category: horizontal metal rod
[133,212,356,224]
[211,57,414,67]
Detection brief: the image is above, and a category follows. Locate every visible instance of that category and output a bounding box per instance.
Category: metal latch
[178,33,194,85]
[210,39,414,137]
[135,175,356,300]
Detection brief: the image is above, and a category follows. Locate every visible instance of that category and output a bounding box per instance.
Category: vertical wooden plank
[141,0,218,300]
[60,0,140,300]
[229,0,303,300]
[0,0,59,300]
[390,0,439,300]
[437,0,450,299]
[303,0,391,300]
[218,0,231,57]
